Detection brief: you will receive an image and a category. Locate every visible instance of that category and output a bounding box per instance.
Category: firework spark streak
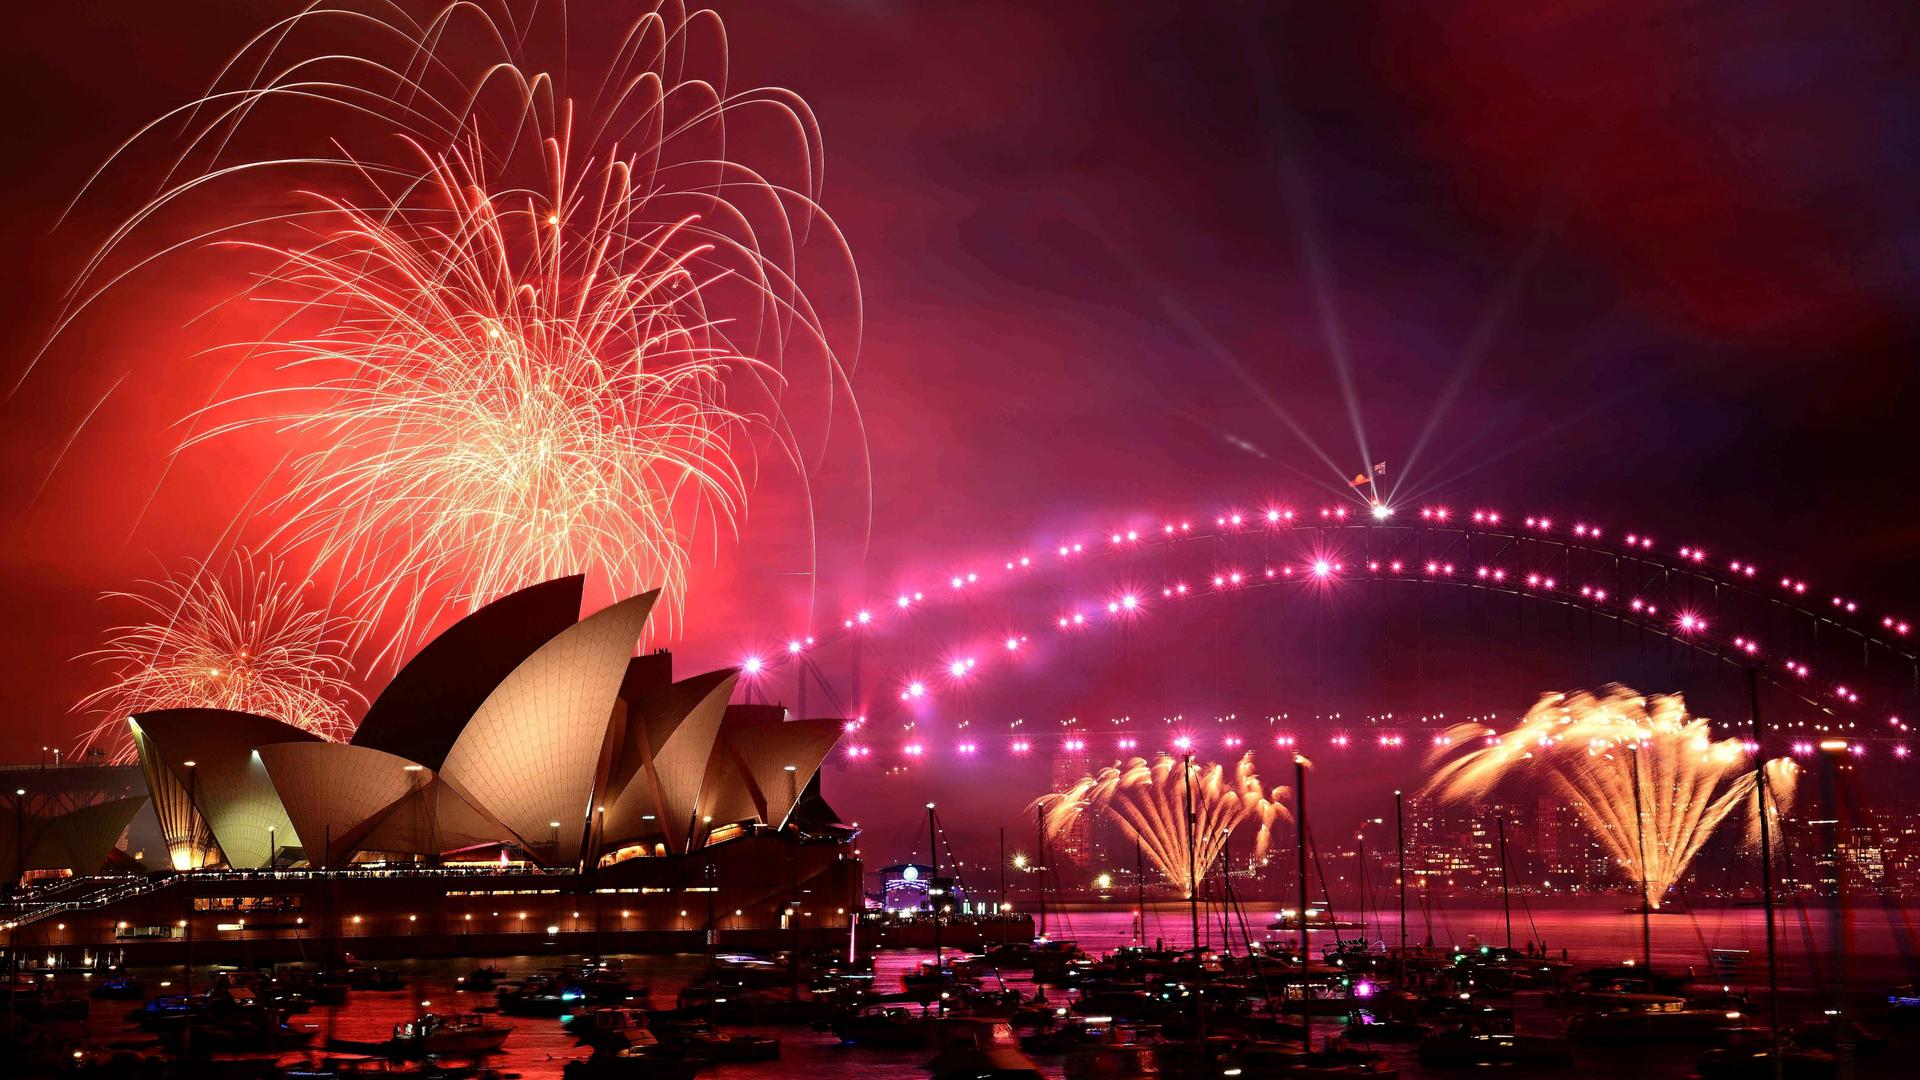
[1039,753,1291,898]
[74,553,363,763]
[61,0,862,662]
[1424,685,1797,909]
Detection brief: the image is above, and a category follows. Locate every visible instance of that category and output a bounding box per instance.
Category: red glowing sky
[2,0,1918,805]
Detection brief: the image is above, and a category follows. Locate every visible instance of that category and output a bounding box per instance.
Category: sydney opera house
[2,577,860,964]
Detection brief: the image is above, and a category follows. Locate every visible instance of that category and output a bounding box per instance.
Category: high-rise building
[1049,743,1096,869]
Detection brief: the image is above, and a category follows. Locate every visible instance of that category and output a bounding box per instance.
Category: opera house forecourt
[1,577,861,966]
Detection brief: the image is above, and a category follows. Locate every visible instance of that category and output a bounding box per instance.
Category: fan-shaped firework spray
[1039,753,1291,897]
[1424,685,1796,909]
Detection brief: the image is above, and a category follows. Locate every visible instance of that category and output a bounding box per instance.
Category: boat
[561,1045,699,1080]
[1265,909,1366,932]
[1566,995,1739,1042]
[830,1005,934,1047]
[277,1056,508,1078]
[1023,1015,1161,1055]
[496,974,585,1016]
[286,969,351,1006]
[89,973,147,1000]
[129,994,205,1031]
[1417,1025,1573,1066]
[162,1008,319,1054]
[0,975,89,1022]
[457,967,505,992]
[1231,1040,1401,1078]
[339,965,407,992]
[927,1045,1047,1080]
[387,1013,514,1057]
[1064,1041,1160,1079]
[1696,1045,1838,1079]
[651,1018,779,1062]
[1342,1009,1426,1042]
[563,1006,654,1048]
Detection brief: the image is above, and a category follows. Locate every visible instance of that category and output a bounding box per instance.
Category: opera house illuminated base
[3,577,863,964]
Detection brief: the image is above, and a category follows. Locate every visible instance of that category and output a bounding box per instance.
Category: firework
[1040,753,1290,897]
[1424,685,1797,909]
[74,553,363,763]
[66,0,861,662]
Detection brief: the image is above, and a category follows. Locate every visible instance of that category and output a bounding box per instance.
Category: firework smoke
[75,553,363,763]
[1424,685,1797,909]
[1039,753,1291,898]
[61,0,862,662]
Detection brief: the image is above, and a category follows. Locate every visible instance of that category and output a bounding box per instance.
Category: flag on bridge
[1348,461,1387,488]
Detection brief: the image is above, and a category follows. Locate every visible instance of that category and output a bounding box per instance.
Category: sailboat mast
[1183,752,1200,953]
[1746,668,1782,1079]
[1295,756,1309,961]
[927,802,941,972]
[1135,839,1146,948]
[1497,816,1513,951]
[1629,746,1653,973]
[1395,790,1407,974]
[999,826,1008,947]
[1035,804,1047,939]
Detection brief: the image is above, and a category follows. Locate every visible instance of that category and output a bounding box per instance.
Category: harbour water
[68,900,1920,1078]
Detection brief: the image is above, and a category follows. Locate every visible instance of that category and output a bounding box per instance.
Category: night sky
[3,2,1917,863]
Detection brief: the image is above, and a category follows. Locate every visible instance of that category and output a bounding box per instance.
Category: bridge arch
[752,497,1919,756]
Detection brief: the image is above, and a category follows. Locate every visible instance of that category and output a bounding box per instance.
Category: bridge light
[1370,503,1391,520]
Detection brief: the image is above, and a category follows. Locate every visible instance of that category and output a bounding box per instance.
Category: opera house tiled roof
[125,577,844,871]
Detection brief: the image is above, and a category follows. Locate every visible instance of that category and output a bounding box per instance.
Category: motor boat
[652,1018,779,1062]
[89,973,147,1000]
[387,1013,514,1057]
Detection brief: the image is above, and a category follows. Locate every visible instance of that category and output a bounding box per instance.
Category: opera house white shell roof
[126,578,843,870]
